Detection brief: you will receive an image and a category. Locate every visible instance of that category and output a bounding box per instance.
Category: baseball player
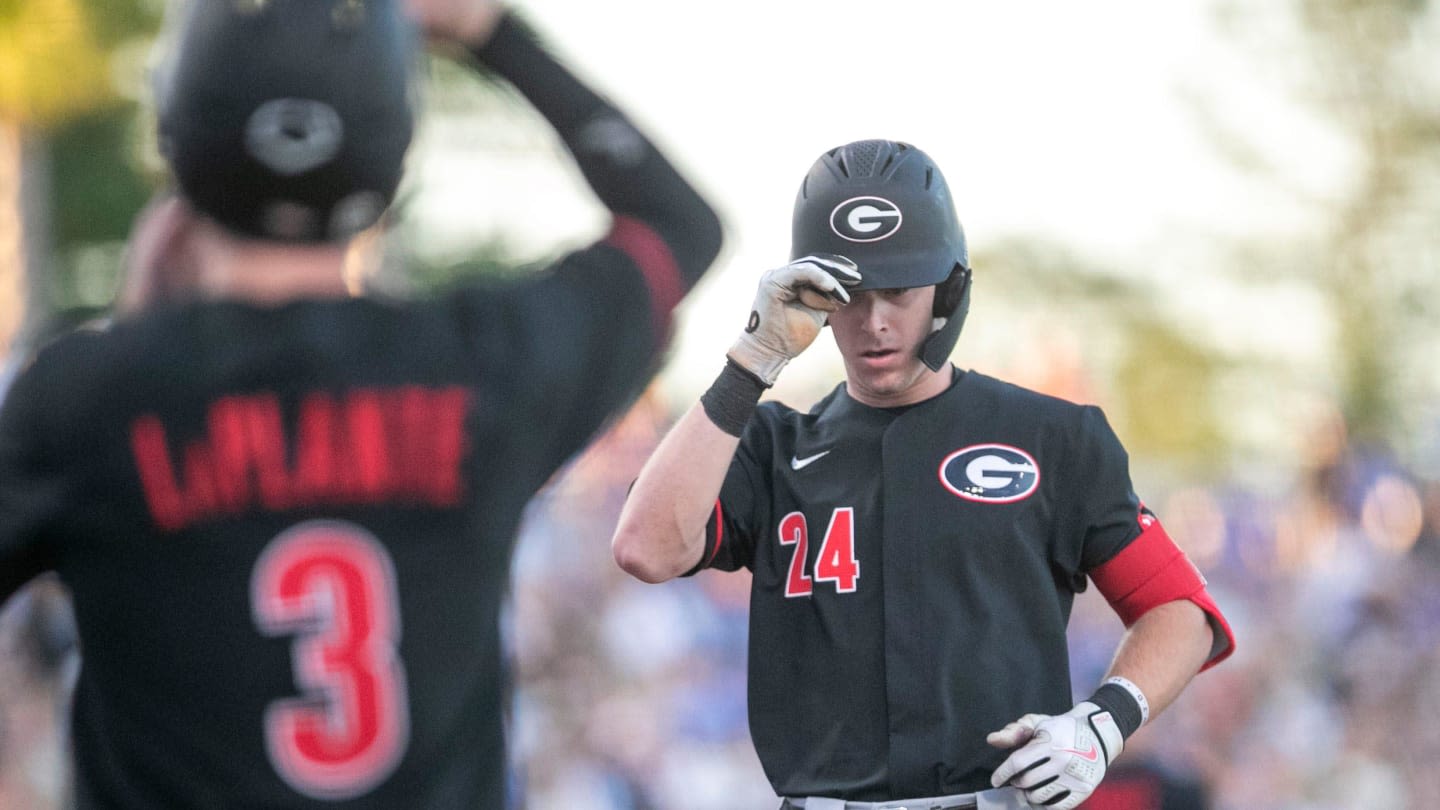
[612,140,1235,810]
[0,0,722,807]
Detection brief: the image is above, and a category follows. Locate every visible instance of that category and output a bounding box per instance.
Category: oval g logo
[939,444,1040,503]
[830,196,903,243]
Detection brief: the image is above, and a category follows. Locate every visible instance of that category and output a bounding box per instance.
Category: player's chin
[850,368,912,399]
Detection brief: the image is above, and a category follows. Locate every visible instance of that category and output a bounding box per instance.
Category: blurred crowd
[3,385,1438,810]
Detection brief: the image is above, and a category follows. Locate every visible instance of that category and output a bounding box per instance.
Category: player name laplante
[129,386,471,532]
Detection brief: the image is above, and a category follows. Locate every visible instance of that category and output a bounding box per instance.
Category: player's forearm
[613,403,739,583]
[1102,599,1213,721]
[986,599,1212,797]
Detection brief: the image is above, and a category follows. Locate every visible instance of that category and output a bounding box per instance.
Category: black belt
[780,795,979,810]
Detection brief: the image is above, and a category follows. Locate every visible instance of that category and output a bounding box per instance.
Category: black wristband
[1088,682,1144,739]
[700,360,766,437]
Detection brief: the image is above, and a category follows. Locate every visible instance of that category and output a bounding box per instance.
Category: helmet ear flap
[932,264,971,318]
[920,264,971,371]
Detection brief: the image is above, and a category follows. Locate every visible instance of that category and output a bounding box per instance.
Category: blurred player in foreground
[0,0,722,806]
[612,140,1233,810]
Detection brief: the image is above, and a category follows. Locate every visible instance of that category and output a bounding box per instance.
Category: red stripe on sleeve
[604,215,683,344]
[705,498,724,567]
[1091,517,1236,669]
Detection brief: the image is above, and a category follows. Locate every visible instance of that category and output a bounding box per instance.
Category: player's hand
[727,254,860,385]
[404,0,505,47]
[116,193,199,317]
[986,701,1124,810]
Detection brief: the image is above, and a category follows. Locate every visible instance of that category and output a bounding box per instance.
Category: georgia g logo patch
[939,444,1040,503]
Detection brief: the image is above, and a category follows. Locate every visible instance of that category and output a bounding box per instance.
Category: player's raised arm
[414,0,723,318]
[612,255,859,583]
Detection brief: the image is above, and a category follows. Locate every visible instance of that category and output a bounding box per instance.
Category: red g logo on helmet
[830,196,903,242]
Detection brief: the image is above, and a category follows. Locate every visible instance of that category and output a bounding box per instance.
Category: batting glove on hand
[986,701,1124,810]
[727,254,860,385]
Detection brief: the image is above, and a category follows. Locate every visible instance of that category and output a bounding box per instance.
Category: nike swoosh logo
[1057,742,1100,763]
[790,450,831,470]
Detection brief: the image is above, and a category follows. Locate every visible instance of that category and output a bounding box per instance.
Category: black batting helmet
[792,140,972,371]
[155,0,419,242]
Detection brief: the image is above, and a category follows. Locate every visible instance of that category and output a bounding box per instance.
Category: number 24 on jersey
[778,507,859,597]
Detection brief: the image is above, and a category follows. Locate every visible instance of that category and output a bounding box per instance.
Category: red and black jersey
[693,370,1230,801]
[0,13,721,810]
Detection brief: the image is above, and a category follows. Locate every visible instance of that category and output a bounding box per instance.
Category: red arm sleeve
[1090,510,1236,670]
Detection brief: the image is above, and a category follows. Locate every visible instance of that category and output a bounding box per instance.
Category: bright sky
[405,0,1352,402]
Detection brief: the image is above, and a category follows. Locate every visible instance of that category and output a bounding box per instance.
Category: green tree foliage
[0,0,156,125]
[1212,0,1440,450]
[1021,0,1440,477]
[0,0,161,345]
[975,238,1228,479]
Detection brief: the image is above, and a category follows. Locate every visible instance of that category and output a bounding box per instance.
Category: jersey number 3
[251,521,410,799]
[778,507,859,597]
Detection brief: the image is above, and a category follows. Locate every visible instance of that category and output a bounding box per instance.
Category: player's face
[828,284,951,407]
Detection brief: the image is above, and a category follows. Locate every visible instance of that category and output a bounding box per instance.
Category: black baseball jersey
[695,370,1147,800]
[0,14,721,810]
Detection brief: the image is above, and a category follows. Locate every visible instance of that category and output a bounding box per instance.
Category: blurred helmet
[155,0,419,242]
[791,139,972,371]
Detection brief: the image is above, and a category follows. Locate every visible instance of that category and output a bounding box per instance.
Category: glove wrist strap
[1088,679,1147,740]
[1102,675,1151,725]
[701,359,767,437]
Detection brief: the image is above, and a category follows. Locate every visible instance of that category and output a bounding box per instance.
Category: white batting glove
[727,254,860,385]
[986,702,1124,810]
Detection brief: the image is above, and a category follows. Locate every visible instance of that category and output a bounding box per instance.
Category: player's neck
[194,232,353,304]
